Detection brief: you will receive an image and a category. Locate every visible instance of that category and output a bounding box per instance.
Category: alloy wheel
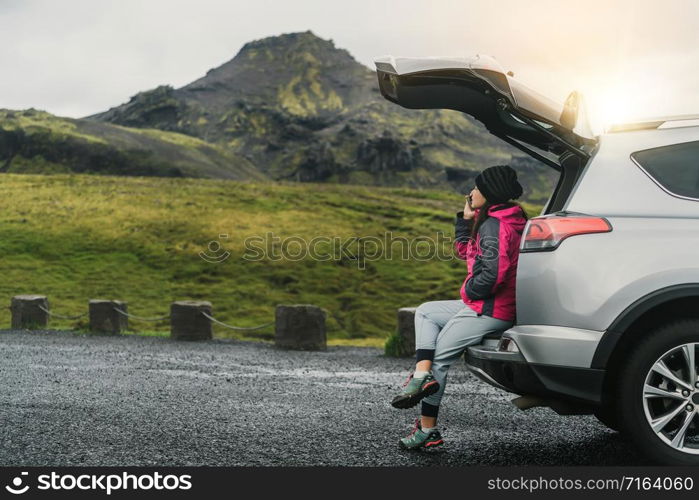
[643,342,699,454]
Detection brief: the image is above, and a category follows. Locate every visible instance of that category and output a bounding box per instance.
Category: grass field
[0,173,542,346]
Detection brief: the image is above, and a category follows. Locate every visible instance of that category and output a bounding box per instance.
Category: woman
[390,164,529,450]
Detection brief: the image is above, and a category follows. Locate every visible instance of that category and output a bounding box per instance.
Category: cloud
[1,0,697,123]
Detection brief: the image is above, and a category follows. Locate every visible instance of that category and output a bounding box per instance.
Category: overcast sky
[2,0,698,132]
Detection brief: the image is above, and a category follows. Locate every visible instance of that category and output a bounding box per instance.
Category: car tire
[617,318,699,465]
[593,405,620,432]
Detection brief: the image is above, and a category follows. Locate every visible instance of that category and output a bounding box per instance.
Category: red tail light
[522,215,612,251]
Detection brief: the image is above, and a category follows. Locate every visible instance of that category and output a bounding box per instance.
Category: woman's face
[469,186,487,209]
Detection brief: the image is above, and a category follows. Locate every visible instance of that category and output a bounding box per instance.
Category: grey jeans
[414,299,513,409]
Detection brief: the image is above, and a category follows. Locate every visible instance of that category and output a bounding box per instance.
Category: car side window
[631,140,699,200]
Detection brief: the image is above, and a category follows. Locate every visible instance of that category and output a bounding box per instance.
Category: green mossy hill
[0,173,541,346]
[0,108,264,180]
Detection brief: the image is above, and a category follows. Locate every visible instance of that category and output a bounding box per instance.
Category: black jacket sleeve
[454,211,472,261]
[454,211,473,243]
[464,217,501,300]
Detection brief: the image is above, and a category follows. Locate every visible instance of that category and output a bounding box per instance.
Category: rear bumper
[464,325,606,404]
[500,324,605,367]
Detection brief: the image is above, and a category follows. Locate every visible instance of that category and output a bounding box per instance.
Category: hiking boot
[391,371,440,409]
[399,418,444,450]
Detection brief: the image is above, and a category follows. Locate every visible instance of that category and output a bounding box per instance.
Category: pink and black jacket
[454,203,528,322]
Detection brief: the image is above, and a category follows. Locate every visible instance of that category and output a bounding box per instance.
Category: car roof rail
[607,114,699,133]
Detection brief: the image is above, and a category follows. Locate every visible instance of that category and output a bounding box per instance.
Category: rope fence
[37,304,88,320]
[200,311,274,331]
[10,295,333,350]
[113,308,169,322]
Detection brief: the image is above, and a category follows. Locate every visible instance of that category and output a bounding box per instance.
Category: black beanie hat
[475,165,523,204]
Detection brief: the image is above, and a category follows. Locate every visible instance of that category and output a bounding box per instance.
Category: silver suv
[375,54,699,465]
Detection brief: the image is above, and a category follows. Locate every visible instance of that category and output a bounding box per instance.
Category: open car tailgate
[374,54,596,166]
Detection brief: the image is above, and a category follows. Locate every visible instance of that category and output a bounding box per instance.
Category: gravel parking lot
[0,329,649,466]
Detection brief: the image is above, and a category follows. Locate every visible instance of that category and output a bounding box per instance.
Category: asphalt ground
[0,329,649,466]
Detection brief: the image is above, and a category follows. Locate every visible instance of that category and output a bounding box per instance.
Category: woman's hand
[463,195,475,220]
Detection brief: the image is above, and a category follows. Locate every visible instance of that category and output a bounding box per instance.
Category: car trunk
[375,54,598,349]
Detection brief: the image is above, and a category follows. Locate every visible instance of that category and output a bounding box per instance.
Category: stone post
[11,295,49,329]
[396,307,417,357]
[89,299,128,334]
[275,304,326,350]
[170,301,212,341]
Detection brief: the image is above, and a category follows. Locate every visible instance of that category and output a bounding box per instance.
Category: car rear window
[631,140,699,199]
